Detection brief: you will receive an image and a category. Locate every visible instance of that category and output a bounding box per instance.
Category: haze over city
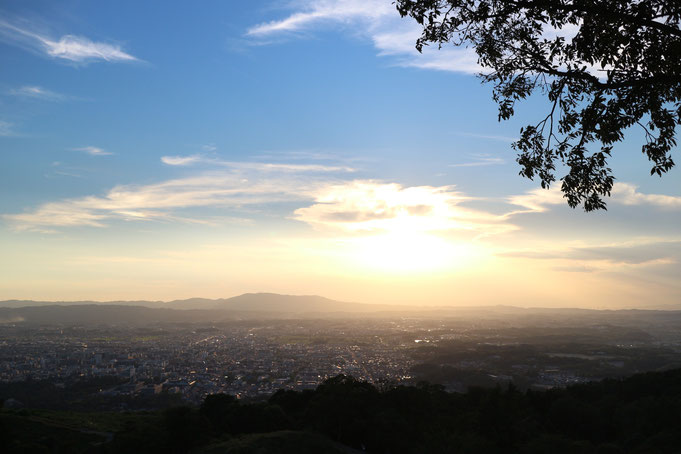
[1,0,680,309]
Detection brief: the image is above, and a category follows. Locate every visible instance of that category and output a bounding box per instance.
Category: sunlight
[293,182,490,274]
[346,231,477,274]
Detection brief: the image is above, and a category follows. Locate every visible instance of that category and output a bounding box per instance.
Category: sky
[0,0,679,308]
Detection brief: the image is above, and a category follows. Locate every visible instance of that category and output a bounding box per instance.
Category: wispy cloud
[2,165,344,231]
[74,146,112,156]
[44,161,86,179]
[9,85,65,101]
[0,18,138,63]
[8,148,679,245]
[571,241,681,265]
[267,150,344,161]
[246,0,394,37]
[507,183,681,215]
[5,159,513,236]
[552,265,597,273]
[159,154,357,172]
[0,120,14,136]
[161,154,203,166]
[246,1,592,75]
[47,170,83,179]
[236,162,356,173]
[501,240,681,270]
[452,131,518,143]
[507,186,566,215]
[449,155,505,168]
[246,0,480,74]
[253,150,372,167]
[613,183,681,208]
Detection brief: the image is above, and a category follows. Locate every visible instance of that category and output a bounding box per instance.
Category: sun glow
[352,232,474,273]
[292,181,496,274]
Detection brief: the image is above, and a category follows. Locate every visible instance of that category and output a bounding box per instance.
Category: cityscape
[3,298,680,410]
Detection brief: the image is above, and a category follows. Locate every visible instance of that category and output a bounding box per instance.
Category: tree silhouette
[396,0,681,211]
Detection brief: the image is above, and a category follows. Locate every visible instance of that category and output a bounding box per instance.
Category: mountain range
[0,293,400,312]
[1,293,681,326]
[0,293,411,325]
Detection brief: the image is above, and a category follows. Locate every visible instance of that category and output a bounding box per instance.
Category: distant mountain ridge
[0,293,407,313]
[0,293,421,326]
[201,293,401,313]
[2,294,681,327]
[3,293,681,313]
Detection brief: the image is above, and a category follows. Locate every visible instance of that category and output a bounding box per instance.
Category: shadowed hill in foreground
[2,368,681,453]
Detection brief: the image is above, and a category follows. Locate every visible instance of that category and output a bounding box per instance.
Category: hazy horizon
[1,1,679,309]
[2,292,681,312]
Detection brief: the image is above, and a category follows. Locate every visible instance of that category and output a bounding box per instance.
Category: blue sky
[1,1,679,307]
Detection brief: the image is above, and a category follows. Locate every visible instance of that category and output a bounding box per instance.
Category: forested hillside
[2,368,680,453]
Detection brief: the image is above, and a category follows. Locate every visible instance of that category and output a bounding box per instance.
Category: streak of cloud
[246,0,480,74]
[508,183,681,215]
[0,120,14,136]
[160,154,357,172]
[0,17,138,63]
[74,146,112,156]
[449,156,505,168]
[9,85,65,101]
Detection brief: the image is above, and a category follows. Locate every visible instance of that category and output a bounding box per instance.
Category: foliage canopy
[396,0,681,210]
[5,369,681,452]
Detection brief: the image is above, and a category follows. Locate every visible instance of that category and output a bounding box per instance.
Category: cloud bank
[294,180,512,236]
[2,164,342,232]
